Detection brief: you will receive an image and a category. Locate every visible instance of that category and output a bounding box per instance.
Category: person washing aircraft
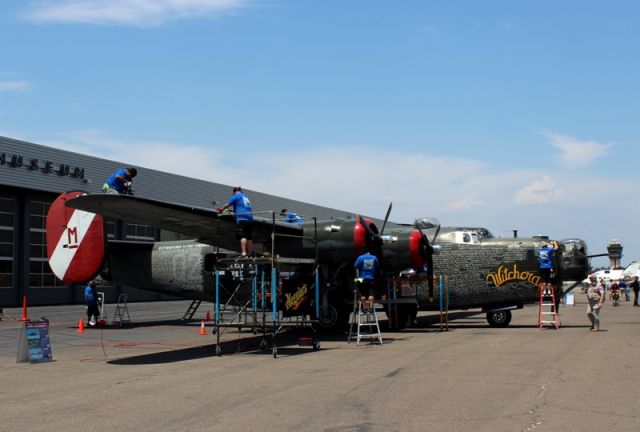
[103,167,137,194]
[280,209,304,224]
[354,247,379,310]
[538,240,559,294]
[220,186,254,256]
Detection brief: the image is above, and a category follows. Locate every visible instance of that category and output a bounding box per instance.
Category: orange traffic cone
[19,296,30,322]
[199,320,206,335]
[205,310,211,321]
[77,319,85,333]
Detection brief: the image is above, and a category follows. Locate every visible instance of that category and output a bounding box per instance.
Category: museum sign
[0,150,85,180]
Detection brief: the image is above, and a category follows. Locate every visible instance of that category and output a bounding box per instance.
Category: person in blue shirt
[354,247,380,310]
[538,240,559,294]
[84,280,101,326]
[280,209,304,224]
[220,186,254,256]
[103,167,137,194]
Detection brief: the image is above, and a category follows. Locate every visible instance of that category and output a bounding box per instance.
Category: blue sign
[17,319,53,364]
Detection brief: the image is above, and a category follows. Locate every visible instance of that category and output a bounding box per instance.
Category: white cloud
[0,80,30,91]
[514,176,556,204]
[445,196,484,211]
[26,0,247,26]
[543,131,612,168]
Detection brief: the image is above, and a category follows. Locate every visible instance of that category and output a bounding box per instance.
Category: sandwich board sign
[17,319,53,364]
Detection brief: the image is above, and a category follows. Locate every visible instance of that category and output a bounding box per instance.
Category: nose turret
[558,239,589,281]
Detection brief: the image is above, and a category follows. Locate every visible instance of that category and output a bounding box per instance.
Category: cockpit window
[477,229,494,239]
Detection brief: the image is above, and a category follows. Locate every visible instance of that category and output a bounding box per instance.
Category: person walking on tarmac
[631,275,640,307]
[84,280,101,327]
[103,167,137,195]
[220,186,254,256]
[586,274,605,331]
[354,247,379,310]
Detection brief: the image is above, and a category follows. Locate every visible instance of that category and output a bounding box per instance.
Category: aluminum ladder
[348,290,383,345]
[538,287,560,329]
[112,293,131,327]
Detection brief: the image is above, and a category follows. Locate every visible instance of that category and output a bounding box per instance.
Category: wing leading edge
[64,194,302,252]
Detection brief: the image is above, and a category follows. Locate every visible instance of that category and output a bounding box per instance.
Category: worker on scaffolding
[280,209,304,224]
[354,247,379,311]
[220,186,254,257]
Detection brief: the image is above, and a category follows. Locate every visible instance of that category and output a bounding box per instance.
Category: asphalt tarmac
[1,294,639,432]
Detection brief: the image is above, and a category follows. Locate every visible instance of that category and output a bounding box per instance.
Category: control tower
[607,239,623,268]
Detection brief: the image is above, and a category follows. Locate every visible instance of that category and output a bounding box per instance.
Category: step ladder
[348,290,383,345]
[112,293,131,327]
[182,299,202,320]
[538,287,560,329]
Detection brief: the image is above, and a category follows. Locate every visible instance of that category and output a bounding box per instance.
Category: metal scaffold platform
[212,212,321,358]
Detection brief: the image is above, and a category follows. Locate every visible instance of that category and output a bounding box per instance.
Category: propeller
[355,214,384,275]
[380,202,393,236]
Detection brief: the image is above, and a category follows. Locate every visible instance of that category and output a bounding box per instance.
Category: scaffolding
[212,211,321,358]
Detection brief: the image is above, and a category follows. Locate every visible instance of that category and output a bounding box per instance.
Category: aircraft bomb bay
[1,298,639,432]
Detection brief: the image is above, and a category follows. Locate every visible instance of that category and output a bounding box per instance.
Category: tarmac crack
[521,381,550,432]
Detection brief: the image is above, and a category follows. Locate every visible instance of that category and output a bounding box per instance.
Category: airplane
[45,191,590,331]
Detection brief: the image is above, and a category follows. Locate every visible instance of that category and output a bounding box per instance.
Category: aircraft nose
[559,239,589,281]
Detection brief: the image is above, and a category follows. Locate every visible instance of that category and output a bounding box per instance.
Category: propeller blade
[380,202,393,236]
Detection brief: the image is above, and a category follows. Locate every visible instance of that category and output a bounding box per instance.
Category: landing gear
[486,310,512,327]
[384,304,418,329]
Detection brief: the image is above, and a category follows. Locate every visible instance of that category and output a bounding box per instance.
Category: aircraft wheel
[317,302,349,333]
[259,340,268,351]
[273,346,278,358]
[215,346,222,356]
[312,340,320,351]
[486,310,512,327]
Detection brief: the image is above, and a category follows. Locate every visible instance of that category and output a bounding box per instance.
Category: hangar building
[0,136,357,307]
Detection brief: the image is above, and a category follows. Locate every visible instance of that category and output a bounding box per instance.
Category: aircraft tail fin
[46,191,106,285]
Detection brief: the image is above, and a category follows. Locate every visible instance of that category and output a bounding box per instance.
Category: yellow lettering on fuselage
[485,264,541,287]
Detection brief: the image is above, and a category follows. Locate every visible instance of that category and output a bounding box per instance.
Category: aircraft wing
[64,194,303,252]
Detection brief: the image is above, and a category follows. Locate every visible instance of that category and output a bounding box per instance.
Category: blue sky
[1,0,639,267]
